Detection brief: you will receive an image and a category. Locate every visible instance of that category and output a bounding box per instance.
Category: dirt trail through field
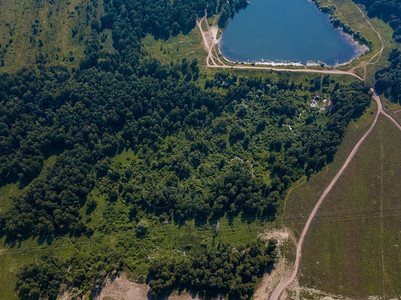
[349,5,385,80]
[268,6,401,299]
[269,88,383,300]
[198,5,401,300]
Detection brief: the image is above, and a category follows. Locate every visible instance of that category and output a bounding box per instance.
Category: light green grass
[0,0,101,73]
[0,184,19,214]
[142,29,207,67]
[285,112,401,297]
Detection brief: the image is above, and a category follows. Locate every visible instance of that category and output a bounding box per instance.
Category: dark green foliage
[0,62,225,237]
[136,219,150,235]
[16,250,124,299]
[375,49,401,104]
[2,147,93,237]
[0,68,370,239]
[16,258,63,300]
[210,161,268,217]
[148,239,277,299]
[354,0,401,103]
[217,0,249,28]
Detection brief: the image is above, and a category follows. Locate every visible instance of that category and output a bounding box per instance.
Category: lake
[219,0,366,66]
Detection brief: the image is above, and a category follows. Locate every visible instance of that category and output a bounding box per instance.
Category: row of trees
[375,49,401,104]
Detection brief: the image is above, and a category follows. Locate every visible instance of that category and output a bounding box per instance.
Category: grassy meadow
[285,113,401,297]
[0,0,102,72]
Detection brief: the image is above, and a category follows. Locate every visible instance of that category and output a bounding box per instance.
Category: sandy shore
[216,15,369,68]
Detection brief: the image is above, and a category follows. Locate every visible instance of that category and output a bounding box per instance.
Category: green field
[285,114,401,298]
[0,0,101,72]
[142,29,207,67]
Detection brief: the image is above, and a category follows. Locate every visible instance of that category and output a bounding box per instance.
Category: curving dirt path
[269,88,382,300]
[349,5,385,80]
[197,18,365,80]
[197,18,364,80]
[268,6,400,300]
[198,5,401,299]
[198,4,384,82]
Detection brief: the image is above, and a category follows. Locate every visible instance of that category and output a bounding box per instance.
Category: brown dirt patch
[93,274,200,300]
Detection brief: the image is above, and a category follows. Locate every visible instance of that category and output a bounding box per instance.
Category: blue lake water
[220,0,365,66]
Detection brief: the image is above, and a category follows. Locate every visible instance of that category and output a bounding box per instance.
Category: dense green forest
[0,0,373,298]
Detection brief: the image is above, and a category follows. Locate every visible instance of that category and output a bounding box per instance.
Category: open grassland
[142,29,207,68]
[286,115,401,298]
[0,0,100,72]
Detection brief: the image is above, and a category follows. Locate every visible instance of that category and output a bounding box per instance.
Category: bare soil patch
[94,274,149,300]
[92,274,200,300]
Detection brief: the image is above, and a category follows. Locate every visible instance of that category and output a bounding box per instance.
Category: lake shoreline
[216,0,369,67]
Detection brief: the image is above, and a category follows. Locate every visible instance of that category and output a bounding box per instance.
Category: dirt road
[196,17,363,80]
[197,6,401,299]
[268,6,400,298]
[269,88,382,300]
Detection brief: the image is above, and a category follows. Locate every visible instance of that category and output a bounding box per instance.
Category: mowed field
[286,114,401,298]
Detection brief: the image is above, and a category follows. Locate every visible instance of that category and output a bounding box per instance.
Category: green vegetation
[0,0,99,72]
[0,61,370,297]
[359,0,401,42]
[348,0,401,103]
[283,95,378,237]
[375,49,401,104]
[296,116,401,297]
[217,0,248,28]
[0,0,386,299]
[149,239,277,299]
[142,30,206,68]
